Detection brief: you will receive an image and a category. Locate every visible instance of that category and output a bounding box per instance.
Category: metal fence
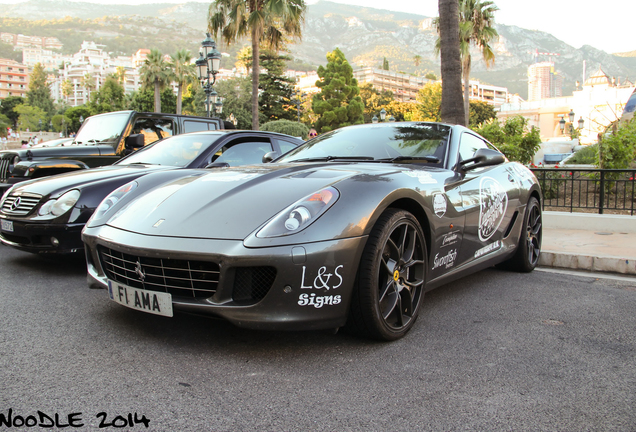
[530,168,636,216]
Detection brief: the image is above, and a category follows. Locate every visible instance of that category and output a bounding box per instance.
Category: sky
[0,0,633,53]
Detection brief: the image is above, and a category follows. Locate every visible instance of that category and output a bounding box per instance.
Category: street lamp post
[559,109,584,139]
[195,33,222,118]
[292,90,306,122]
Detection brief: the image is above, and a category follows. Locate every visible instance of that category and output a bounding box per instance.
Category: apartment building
[528,61,563,101]
[0,59,30,100]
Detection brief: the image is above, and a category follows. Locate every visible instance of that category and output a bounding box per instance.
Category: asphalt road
[1,244,635,431]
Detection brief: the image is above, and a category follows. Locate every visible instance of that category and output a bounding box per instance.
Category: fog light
[50,237,60,247]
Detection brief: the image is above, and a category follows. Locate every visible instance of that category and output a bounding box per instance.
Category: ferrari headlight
[257,187,339,238]
[90,181,138,223]
[38,190,80,217]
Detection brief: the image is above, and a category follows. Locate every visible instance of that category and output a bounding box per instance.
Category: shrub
[564,144,598,165]
[598,119,636,169]
[473,116,541,165]
[260,120,309,140]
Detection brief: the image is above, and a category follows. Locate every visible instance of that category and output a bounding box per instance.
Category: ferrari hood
[107,163,413,240]
[10,165,167,197]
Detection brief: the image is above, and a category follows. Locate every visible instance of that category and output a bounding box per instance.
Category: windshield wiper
[291,156,375,162]
[377,156,441,164]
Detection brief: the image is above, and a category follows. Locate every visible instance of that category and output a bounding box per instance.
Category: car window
[458,133,491,161]
[276,139,299,155]
[211,140,274,166]
[184,121,212,133]
[132,118,174,145]
[120,134,221,167]
[279,123,450,166]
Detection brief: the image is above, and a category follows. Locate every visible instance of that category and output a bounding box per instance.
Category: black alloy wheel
[347,209,427,341]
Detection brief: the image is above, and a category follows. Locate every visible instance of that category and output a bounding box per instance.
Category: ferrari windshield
[117,133,223,167]
[278,122,451,165]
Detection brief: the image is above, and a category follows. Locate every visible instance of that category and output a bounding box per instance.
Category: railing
[530,168,636,216]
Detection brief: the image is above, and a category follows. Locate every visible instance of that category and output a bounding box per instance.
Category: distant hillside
[1,0,634,99]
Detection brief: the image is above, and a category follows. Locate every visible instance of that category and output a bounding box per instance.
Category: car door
[455,132,518,266]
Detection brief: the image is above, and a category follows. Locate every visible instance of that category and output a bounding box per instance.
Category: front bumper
[0,219,84,254]
[83,225,368,331]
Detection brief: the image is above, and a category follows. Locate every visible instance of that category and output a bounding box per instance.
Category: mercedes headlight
[38,190,80,217]
[256,187,339,238]
[89,181,138,224]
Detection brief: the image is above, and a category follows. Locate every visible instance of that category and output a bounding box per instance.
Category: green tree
[468,100,497,127]
[213,77,252,129]
[61,79,73,104]
[81,72,97,99]
[88,76,126,114]
[26,63,55,116]
[259,49,296,123]
[437,0,465,125]
[115,66,127,85]
[64,106,92,134]
[14,104,47,132]
[359,82,394,123]
[414,82,443,122]
[413,55,422,67]
[209,0,306,130]
[128,87,176,114]
[311,48,364,133]
[0,95,25,129]
[51,114,72,135]
[0,114,11,136]
[474,116,541,164]
[598,120,636,169]
[169,49,197,115]
[382,57,389,71]
[139,48,171,112]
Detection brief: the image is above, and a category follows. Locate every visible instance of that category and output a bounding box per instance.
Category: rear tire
[346,209,427,341]
[504,196,542,272]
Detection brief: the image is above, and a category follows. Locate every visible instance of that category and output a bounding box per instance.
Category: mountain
[1,0,634,99]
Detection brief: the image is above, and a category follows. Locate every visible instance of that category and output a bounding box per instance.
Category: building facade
[0,59,30,100]
[499,66,634,145]
[528,61,563,101]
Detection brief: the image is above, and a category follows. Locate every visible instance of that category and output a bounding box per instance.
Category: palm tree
[437,0,465,125]
[115,66,127,85]
[457,0,499,125]
[139,49,171,113]
[209,0,306,130]
[413,55,422,68]
[169,49,197,115]
[81,73,96,100]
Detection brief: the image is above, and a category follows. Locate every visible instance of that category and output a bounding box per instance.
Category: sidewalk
[540,212,636,275]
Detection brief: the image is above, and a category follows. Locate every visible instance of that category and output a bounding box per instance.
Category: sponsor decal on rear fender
[478,177,508,242]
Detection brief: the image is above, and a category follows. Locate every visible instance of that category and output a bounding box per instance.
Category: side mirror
[262,151,279,163]
[459,148,505,171]
[124,134,145,150]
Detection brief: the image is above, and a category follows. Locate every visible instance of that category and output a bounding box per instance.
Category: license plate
[108,280,173,317]
[1,219,13,232]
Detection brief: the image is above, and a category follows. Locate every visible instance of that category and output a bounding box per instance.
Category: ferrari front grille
[98,246,220,299]
[1,193,42,216]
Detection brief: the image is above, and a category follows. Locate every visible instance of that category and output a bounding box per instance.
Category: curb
[539,250,636,275]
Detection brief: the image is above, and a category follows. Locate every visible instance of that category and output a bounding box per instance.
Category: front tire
[347,209,427,341]
[505,196,542,272]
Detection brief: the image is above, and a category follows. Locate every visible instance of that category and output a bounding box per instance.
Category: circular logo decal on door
[478,177,508,241]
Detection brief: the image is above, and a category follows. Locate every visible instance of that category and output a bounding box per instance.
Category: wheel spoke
[404,277,424,288]
[381,291,399,320]
[378,278,394,303]
[401,226,416,263]
[401,287,414,318]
